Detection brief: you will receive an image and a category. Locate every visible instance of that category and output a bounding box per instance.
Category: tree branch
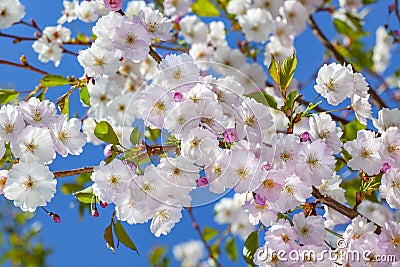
[53,167,94,178]
[186,207,222,267]
[311,186,381,234]
[0,59,48,75]
[308,15,387,109]
[149,46,162,64]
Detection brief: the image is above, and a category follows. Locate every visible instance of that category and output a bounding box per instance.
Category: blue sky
[0,1,398,266]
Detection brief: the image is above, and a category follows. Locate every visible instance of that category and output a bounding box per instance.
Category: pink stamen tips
[300,132,310,142]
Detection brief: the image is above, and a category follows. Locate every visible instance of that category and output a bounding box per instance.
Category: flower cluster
[77,7,172,78]
[0,98,86,211]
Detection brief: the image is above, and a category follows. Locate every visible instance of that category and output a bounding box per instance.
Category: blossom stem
[53,166,94,178]
[0,32,37,41]
[186,207,222,267]
[149,46,162,63]
[311,186,381,234]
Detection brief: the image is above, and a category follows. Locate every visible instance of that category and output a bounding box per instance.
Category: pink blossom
[223,128,239,142]
[103,0,122,11]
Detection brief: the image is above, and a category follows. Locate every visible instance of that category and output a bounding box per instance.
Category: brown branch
[149,46,162,63]
[395,0,400,24]
[308,15,387,109]
[53,167,94,178]
[0,32,36,41]
[0,59,48,75]
[312,186,381,234]
[152,43,189,53]
[186,207,222,267]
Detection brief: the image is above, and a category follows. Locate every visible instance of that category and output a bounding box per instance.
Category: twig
[152,43,189,53]
[53,166,94,178]
[149,46,162,63]
[186,207,222,267]
[0,32,36,41]
[312,186,381,234]
[301,99,351,124]
[308,15,387,109]
[395,0,400,24]
[0,59,48,75]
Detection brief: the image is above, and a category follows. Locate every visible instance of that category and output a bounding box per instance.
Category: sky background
[0,1,398,266]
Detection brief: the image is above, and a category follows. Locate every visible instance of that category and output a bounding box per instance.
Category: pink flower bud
[394,30,399,37]
[389,4,396,13]
[174,92,183,102]
[223,128,239,142]
[103,0,123,11]
[254,193,266,206]
[103,144,113,157]
[91,208,99,217]
[300,132,310,142]
[49,212,61,223]
[261,162,272,171]
[381,163,391,172]
[197,177,208,187]
[100,201,108,208]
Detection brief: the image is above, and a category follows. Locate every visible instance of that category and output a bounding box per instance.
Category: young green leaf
[149,246,167,267]
[79,85,91,106]
[268,54,280,86]
[242,231,258,266]
[104,224,115,253]
[114,221,139,254]
[192,0,220,16]
[0,89,19,104]
[246,92,277,109]
[225,237,238,262]
[343,119,366,141]
[57,95,70,117]
[285,89,299,111]
[279,52,297,90]
[40,74,70,87]
[130,126,140,146]
[94,121,121,145]
[203,226,219,241]
[73,186,94,204]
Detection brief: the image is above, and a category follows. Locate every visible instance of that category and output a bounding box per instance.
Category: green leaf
[343,119,366,141]
[104,224,115,254]
[246,92,277,109]
[225,237,238,262]
[40,75,70,87]
[268,54,280,86]
[61,183,82,195]
[210,243,220,259]
[130,126,140,146]
[94,121,121,145]
[341,178,360,206]
[73,186,95,204]
[114,221,139,254]
[279,52,297,90]
[285,89,299,111]
[0,89,19,104]
[149,246,167,267]
[79,86,91,106]
[144,128,161,142]
[57,95,70,117]
[203,226,219,241]
[192,0,220,16]
[105,144,119,164]
[243,231,258,266]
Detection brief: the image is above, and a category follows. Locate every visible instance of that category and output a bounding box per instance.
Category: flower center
[324,78,337,92]
[280,150,293,162]
[213,164,222,178]
[319,130,330,139]
[306,154,320,169]
[153,101,165,115]
[33,108,42,122]
[125,34,137,46]
[190,139,200,148]
[171,167,182,177]
[360,148,372,158]
[58,130,70,142]
[281,234,289,243]
[25,141,37,153]
[236,167,249,179]
[4,123,13,134]
[94,58,105,67]
[300,226,310,236]
[0,176,7,187]
[25,177,34,189]
[263,179,274,189]
[118,104,125,111]
[284,185,295,196]
[158,209,170,221]
[243,115,256,126]
[109,174,119,185]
